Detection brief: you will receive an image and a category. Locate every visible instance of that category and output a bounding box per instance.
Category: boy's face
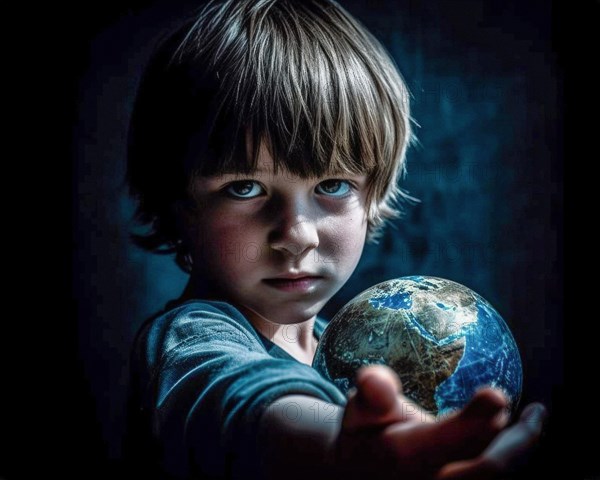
[186,142,369,325]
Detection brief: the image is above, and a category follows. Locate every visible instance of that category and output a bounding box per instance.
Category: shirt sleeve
[136,300,347,479]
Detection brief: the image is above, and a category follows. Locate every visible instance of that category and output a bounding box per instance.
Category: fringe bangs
[174,0,410,188]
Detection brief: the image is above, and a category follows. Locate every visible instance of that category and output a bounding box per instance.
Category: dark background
[4,0,585,478]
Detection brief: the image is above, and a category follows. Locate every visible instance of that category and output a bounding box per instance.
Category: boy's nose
[268,207,319,260]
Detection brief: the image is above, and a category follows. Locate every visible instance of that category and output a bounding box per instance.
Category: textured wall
[72,0,562,472]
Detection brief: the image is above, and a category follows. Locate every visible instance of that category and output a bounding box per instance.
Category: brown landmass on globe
[320,278,478,413]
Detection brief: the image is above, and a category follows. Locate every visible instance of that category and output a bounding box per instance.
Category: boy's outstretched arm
[257,392,344,479]
[257,365,545,480]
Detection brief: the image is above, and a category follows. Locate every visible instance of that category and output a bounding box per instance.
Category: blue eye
[224,181,263,199]
[316,180,352,197]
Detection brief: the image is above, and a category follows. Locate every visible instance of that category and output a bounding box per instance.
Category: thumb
[342,365,430,433]
[354,364,402,414]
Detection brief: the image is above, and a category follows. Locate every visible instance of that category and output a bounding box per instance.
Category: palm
[334,365,545,480]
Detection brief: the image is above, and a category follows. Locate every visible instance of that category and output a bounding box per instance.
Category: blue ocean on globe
[313,276,523,415]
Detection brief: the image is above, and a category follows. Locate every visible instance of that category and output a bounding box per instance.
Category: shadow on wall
[73,0,562,473]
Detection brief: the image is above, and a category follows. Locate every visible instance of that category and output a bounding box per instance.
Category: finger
[435,403,547,479]
[478,403,546,468]
[380,388,510,468]
[355,365,402,414]
[442,388,509,437]
[458,388,509,424]
[518,402,546,437]
[428,389,509,454]
[342,365,433,433]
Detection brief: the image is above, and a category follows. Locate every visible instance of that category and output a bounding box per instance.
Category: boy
[125,0,545,478]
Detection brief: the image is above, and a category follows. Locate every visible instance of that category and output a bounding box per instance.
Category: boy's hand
[333,365,545,480]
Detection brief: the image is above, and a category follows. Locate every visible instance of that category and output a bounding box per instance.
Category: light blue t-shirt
[127,299,346,479]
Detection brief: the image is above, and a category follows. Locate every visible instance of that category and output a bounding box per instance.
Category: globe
[313,276,522,415]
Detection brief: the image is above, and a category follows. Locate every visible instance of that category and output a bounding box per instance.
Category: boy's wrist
[327,424,392,480]
[325,429,363,479]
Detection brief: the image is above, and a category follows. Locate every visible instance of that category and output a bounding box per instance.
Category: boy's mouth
[262,275,323,292]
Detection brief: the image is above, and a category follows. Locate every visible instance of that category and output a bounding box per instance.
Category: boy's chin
[238,299,328,325]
